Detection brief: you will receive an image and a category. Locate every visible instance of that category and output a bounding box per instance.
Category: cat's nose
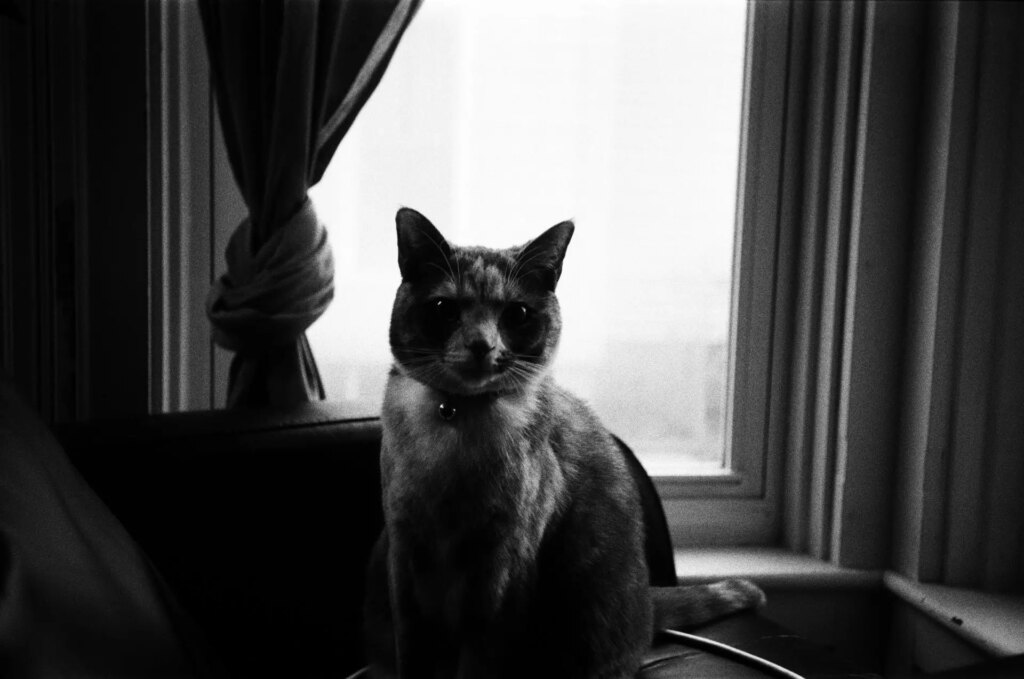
[465,338,494,359]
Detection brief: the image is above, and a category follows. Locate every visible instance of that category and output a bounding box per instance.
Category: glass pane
[308,0,747,475]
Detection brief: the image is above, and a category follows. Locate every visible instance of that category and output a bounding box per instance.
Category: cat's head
[389,208,574,397]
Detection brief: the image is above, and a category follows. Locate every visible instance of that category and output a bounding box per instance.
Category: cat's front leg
[390,584,425,679]
[364,533,397,678]
[366,539,441,679]
[387,536,453,679]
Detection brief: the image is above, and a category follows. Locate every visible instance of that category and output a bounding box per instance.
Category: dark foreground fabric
[56,404,384,678]
[0,377,212,677]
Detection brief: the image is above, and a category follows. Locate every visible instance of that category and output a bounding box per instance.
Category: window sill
[673,547,882,589]
[676,550,1024,659]
[883,571,1024,658]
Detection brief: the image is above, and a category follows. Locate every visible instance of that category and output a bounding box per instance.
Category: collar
[435,389,511,422]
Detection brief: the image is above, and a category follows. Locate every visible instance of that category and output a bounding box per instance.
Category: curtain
[778,0,1024,590]
[779,0,873,564]
[200,0,421,408]
[889,1,1024,591]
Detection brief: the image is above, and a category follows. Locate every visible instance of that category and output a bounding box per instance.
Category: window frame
[654,0,793,546]
[148,0,239,413]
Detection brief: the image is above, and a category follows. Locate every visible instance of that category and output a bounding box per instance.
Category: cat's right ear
[396,208,452,282]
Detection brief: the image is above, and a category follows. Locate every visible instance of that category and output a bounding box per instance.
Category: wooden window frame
[655,1,793,546]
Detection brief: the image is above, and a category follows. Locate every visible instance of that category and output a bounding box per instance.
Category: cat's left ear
[517,221,575,291]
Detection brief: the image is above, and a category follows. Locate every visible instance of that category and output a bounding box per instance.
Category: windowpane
[308,0,747,475]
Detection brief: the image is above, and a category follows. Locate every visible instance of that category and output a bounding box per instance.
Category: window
[311,0,749,446]
[306,0,791,544]
[119,0,793,545]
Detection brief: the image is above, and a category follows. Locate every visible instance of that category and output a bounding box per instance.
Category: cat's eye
[430,298,460,324]
[502,303,533,328]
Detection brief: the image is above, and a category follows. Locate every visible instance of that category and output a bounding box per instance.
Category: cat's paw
[712,578,767,610]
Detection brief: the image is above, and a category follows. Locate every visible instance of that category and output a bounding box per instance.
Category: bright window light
[308,0,748,475]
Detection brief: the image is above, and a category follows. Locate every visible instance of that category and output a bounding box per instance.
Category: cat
[363,208,766,679]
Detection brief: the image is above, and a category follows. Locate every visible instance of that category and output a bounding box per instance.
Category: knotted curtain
[200,0,421,407]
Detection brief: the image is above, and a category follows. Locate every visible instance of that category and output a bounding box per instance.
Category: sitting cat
[364,208,765,679]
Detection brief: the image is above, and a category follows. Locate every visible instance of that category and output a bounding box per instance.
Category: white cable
[659,629,807,679]
[344,631,808,679]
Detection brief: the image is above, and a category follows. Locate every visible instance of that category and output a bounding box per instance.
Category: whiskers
[392,345,439,358]
[391,340,553,399]
[500,356,549,393]
[401,361,449,388]
[391,346,447,384]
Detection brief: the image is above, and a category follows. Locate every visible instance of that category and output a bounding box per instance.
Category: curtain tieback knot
[207,198,334,353]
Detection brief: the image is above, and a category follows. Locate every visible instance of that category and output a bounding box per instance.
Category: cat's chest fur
[381,369,561,522]
[380,370,564,623]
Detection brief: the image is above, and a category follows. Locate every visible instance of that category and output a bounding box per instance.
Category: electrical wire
[659,628,807,679]
[345,631,808,679]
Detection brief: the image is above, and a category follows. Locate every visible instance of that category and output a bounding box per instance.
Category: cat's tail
[651,579,767,631]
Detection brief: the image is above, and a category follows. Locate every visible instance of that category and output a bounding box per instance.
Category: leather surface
[643,614,881,678]
[56,405,384,678]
